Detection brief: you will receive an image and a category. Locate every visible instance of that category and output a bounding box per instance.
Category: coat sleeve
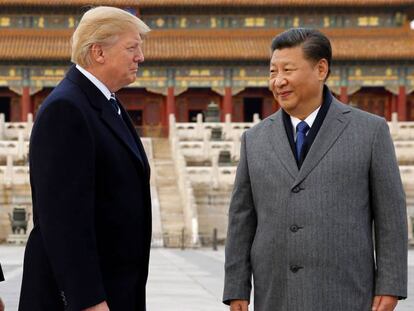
[30,100,106,309]
[370,119,408,299]
[223,132,257,305]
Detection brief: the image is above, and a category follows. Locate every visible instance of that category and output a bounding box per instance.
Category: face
[100,30,144,92]
[269,45,328,119]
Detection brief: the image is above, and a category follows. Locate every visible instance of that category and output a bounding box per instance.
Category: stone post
[5,155,13,187]
[0,113,5,140]
[17,130,25,160]
[27,113,33,139]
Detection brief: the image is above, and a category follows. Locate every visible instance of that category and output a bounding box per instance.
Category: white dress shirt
[76,64,111,100]
[76,64,121,115]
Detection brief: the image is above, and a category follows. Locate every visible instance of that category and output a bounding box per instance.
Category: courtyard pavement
[0,245,413,311]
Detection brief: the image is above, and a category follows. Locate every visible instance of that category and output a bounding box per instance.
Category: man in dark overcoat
[19,6,152,311]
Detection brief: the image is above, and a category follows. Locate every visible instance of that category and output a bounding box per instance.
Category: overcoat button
[290,265,303,273]
[290,225,299,232]
[292,186,301,193]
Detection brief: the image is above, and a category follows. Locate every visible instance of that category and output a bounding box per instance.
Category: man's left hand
[371,295,398,311]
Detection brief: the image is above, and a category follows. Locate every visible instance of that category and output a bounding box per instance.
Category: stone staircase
[193,185,232,244]
[152,138,185,246]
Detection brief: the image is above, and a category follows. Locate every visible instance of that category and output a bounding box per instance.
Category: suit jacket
[19,65,152,311]
[223,95,407,311]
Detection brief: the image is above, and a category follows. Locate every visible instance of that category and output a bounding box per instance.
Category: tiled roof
[0,29,70,61]
[139,0,414,7]
[0,0,138,6]
[0,0,412,7]
[1,28,414,62]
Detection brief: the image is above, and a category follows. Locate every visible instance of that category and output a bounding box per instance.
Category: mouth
[277,91,293,99]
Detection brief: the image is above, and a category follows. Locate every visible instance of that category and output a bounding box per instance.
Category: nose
[135,47,144,63]
[275,76,287,87]
[270,75,287,91]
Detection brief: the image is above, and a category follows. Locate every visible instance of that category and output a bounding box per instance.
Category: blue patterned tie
[295,121,310,162]
[110,93,121,116]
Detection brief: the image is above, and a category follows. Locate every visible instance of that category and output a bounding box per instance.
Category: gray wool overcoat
[223,98,407,311]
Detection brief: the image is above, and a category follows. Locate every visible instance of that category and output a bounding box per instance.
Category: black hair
[271,28,332,79]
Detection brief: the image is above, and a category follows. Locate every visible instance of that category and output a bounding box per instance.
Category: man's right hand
[83,301,109,311]
[230,299,249,311]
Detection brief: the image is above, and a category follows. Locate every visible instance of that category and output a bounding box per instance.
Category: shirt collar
[75,64,112,100]
[290,105,321,137]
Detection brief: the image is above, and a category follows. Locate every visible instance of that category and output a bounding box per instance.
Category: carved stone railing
[400,166,414,241]
[0,140,29,161]
[187,166,237,187]
[394,141,414,164]
[175,114,259,141]
[169,114,199,246]
[388,112,414,141]
[140,138,164,247]
[0,156,30,187]
[0,113,33,141]
[179,140,240,162]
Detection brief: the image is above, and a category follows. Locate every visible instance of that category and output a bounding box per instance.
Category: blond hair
[71,6,150,67]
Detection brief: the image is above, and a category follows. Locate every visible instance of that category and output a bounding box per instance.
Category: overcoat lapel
[266,110,298,180]
[65,65,146,171]
[100,105,145,169]
[118,103,151,177]
[292,99,351,189]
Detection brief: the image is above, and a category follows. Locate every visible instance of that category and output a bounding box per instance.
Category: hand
[230,299,248,311]
[0,297,4,311]
[371,295,398,311]
[82,301,109,311]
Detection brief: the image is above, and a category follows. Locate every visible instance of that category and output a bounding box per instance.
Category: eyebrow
[127,40,143,46]
[270,61,295,66]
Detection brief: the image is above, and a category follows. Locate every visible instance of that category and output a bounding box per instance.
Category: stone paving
[0,245,413,310]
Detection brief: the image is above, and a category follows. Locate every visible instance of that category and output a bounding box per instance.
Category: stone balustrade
[395,142,414,164]
[0,113,33,141]
[175,113,259,142]
[389,122,414,141]
[179,140,240,162]
[187,166,237,187]
[400,166,414,194]
[0,140,29,161]
[169,115,200,245]
[0,156,30,187]
[400,166,414,241]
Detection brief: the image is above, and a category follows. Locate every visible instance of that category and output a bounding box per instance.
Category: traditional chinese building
[1,0,414,136]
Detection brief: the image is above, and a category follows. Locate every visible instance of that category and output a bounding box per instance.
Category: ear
[316,58,329,81]
[90,43,105,64]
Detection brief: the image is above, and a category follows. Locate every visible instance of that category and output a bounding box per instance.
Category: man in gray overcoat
[223,28,407,311]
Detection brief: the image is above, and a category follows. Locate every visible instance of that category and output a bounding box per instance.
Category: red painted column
[166,86,175,124]
[340,86,348,104]
[160,97,167,136]
[391,93,397,114]
[21,86,30,121]
[223,87,233,119]
[398,85,407,121]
